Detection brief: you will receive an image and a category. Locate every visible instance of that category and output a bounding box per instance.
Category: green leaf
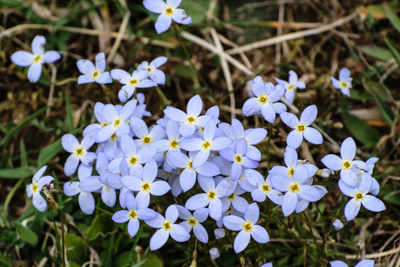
[85,213,114,240]
[180,0,212,24]
[381,185,400,205]
[342,113,381,147]
[65,233,88,264]
[383,3,400,32]
[0,106,50,147]
[358,46,393,61]
[65,94,74,131]
[384,37,400,66]
[141,254,163,267]
[0,166,37,179]
[37,140,62,168]
[372,91,394,127]
[16,223,38,246]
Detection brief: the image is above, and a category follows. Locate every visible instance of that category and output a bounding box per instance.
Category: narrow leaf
[0,166,37,179]
[359,46,393,61]
[37,140,62,167]
[384,37,400,66]
[16,223,38,246]
[384,3,400,32]
[342,113,381,147]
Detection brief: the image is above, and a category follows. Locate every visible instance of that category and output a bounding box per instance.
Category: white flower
[76,53,112,84]
[26,166,54,212]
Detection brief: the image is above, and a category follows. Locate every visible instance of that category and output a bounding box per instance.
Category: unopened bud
[214,228,225,239]
[209,248,220,260]
[332,219,344,231]
[317,168,333,178]
[135,246,144,254]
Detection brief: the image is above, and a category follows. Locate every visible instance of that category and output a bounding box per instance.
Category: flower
[185,176,230,220]
[275,70,306,104]
[111,69,155,102]
[331,68,352,96]
[76,53,112,84]
[164,94,210,137]
[280,104,323,149]
[26,166,54,212]
[61,134,96,176]
[246,170,283,205]
[176,205,209,243]
[112,192,157,237]
[339,174,385,221]
[11,35,61,83]
[219,138,258,181]
[321,137,367,187]
[242,76,286,123]
[180,120,231,168]
[143,0,192,34]
[146,205,190,250]
[223,203,269,253]
[137,57,168,85]
[130,116,166,149]
[120,160,171,207]
[64,181,95,215]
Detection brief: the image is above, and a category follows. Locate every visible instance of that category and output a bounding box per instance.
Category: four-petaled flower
[111,69,155,102]
[11,35,61,83]
[77,53,112,84]
[26,166,54,212]
[275,70,306,104]
[331,68,352,97]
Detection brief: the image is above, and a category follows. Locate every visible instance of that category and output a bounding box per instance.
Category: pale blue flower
[95,100,137,143]
[331,68,352,97]
[146,205,190,250]
[167,150,220,192]
[11,35,61,83]
[112,192,157,237]
[143,0,192,34]
[176,205,209,243]
[330,259,374,267]
[321,137,367,187]
[280,104,323,148]
[223,203,269,253]
[61,134,96,176]
[137,57,168,85]
[221,186,249,213]
[275,70,306,104]
[120,160,170,207]
[153,120,182,153]
[219,138,258,181]
[339,174,385,221]
[64,180,95,215]
[242,76,286,123]
[77,53,112,84]
[246,170,283,205]
[26,166,54,212]
[261,263,273,267]
[180,120,231,168]
[130,116,166,150]
[185,175,230,221]
[134,93,152,118]
[269,147,310,182]
[111,69,156,102]
[164,94,210,137]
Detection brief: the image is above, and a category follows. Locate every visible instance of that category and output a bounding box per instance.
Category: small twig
[225,10,359,55]
[0,24,175,48]
[46,64,57,117]
[346,246,400,260]
[107,10,131,64]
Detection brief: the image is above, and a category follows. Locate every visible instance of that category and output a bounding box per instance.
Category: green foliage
[341,113,381,147]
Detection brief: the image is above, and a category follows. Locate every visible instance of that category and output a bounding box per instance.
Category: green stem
[155,86,169,106]
[56,77,77,86]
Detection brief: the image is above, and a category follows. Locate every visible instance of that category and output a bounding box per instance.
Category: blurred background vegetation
[1,0,400,266]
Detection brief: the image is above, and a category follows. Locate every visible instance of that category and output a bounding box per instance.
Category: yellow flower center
[128,210,138,220]
[207,190,217,200]
[91,70,100,79]
[287,83,295,90]
[186,116,196,124]
[342,160,352,170]
[33,54,43,64]
[243,222,253,232]
[201,141,212,150]
[75,146,85,158]
[296,123,306,133]
[101,122,109,128]
[141,182,151,192]
[164,6,174,16]
[187,160,193,170]
[226,192,235,200]
[354,192,364,201]
[287,167,295,178]
[129,156,138,166]
[169,139,179,150]
[163,220,172,231]
[234,154,243,164]
[142,136,152,145]
[113,118,122,128]
[129,79,138,86]
[147,66,153,73]
[110,133,118,141]
[188,217,197,226]
[261,184,270,193]
[258,95,268,104]
[340,81,348,89]
[32,183,39,193]
[289,183,300,193]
